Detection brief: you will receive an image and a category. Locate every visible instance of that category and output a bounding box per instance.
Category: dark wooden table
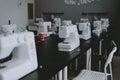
[20,35,91,80]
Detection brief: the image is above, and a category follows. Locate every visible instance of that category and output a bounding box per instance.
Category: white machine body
[0,30,38,80]
[62,20,72,26]
[58,25,80,52]
[53,18,61,27]
[92,18,109,36]
[92,21,102,37]
[35,18,44,22]
[101,18,109,32]
[1,24,20,35]
[37,21,54,36]
[78,22,91,40]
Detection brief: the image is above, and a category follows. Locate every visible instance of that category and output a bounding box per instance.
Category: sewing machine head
[38,21,55,37]
[53,18,61,27]
[101,18,109,32]
[1,24,18,36]
[92,20,102,36]
[78,22,91,40]
[62,20,72,26]
[79,23,87,31]
[93,21,101,28]
[0,24,20,59]
[59,20,74,38]
[39,21,51,32]
[58,24,80,52]
[35,18,44,23]
[92,18,109,36]
[0,25,38,80]
[58,25,71,38]
[79,18,91,30]
[1,25,13,35]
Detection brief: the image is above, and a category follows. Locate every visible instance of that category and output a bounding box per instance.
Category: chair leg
[106,76,108,80]
[75,58,78,71]
[109,63,113,80]
[99,39,103,71]
[104,68,108,80]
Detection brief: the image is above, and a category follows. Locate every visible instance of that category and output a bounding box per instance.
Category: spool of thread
[39,33,45,41]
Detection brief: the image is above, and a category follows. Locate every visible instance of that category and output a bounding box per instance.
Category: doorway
[28,3,33,19]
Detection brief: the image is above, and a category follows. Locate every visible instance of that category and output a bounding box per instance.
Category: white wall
[0,0,28,31]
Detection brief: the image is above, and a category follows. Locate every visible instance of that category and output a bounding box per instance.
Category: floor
[113,56,120,80]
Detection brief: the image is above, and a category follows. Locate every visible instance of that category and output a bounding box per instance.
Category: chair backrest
[104,40,117,68]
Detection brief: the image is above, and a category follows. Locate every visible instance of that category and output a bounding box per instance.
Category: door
[28,3,33,19]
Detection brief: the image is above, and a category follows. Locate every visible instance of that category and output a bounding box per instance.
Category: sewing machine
[101,18,109,32]
[0,25,38,80]
[58,24,80,52]
[52,18,61,27]
[35,18,44,23]
[92,20,102,37]
[78,22,91,40]
[62,20,72,26]
[37,21,54,36]
[49,18,62,34]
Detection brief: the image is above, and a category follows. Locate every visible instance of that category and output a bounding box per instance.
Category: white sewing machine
[92,20,102,37]
[0,25,38,80]
[78,22,91,40]
[58,24,80,52]
[35,18,44,23]
[101,18,109,32]
[1,24,18,34]
[62,20,72,26]
[92,18,109,37]
[37,21,54,36]
[53,18,61,27]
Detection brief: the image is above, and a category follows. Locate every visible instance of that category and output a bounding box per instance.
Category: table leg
[55,74,58,80]
[69,63,72,71]
[63,66,68,80]
[52,76,54,80]
[58,70,62,80]
[86,48,91,70]
[75,58,78,71]
[99,39,103,71]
